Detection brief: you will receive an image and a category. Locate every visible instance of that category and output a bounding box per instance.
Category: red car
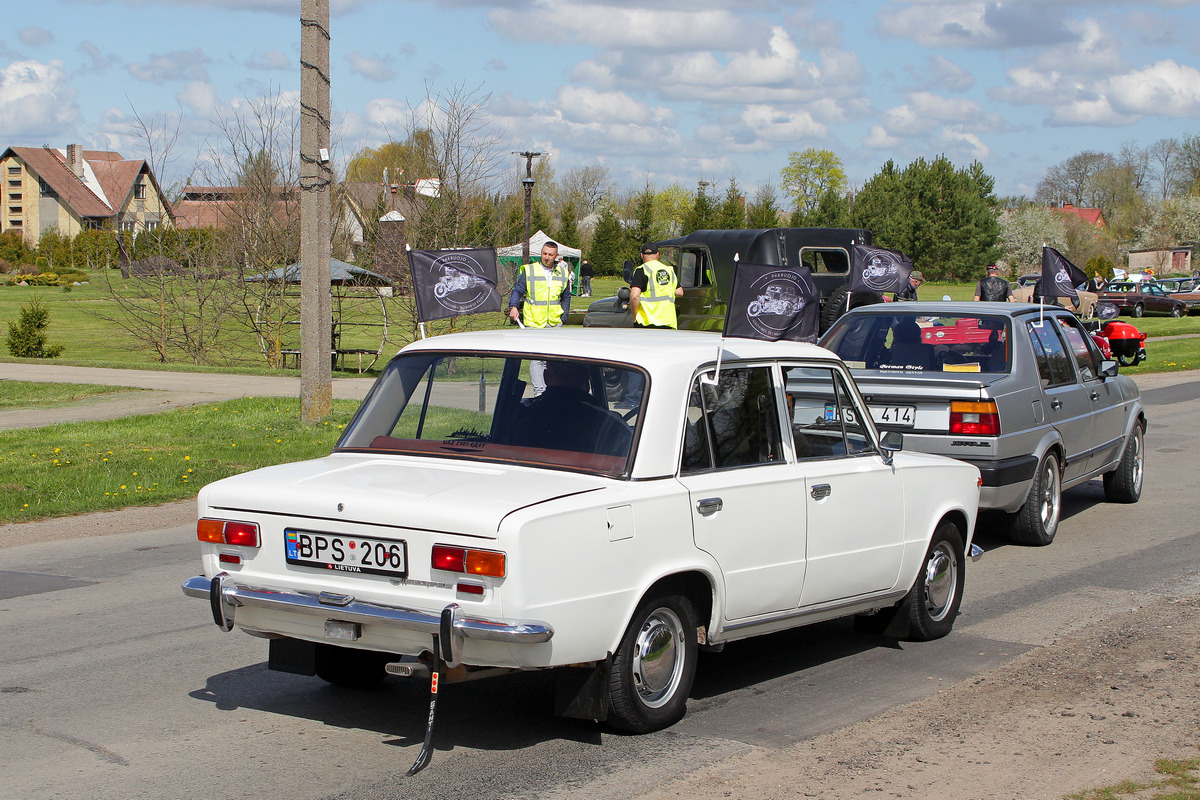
[1095,281,1187,318]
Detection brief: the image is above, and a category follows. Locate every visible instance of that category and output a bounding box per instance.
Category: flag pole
[703,252,736,385]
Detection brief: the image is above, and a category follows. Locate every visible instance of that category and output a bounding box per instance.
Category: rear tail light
[950,400,1000,435]
[432,544,506,578]
[197,518,261,548]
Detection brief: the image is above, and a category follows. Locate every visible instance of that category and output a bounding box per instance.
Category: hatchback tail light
[197,518,261,548]
[431,544,506,578]
[950,400,1000,435]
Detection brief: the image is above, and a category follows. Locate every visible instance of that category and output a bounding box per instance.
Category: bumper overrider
[181,573,554,667]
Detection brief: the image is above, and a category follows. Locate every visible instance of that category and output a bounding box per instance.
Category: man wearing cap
[974,265,1015,302]
[629,244,684,328]
[507,240,572,395]
[894,269,923,301]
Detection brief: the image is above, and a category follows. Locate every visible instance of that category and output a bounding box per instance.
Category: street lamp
[522,177,536,263]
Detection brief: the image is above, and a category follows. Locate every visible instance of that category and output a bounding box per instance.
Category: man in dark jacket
[973,265,1015,302]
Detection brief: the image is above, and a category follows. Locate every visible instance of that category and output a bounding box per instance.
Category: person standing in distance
[629,244,684,329]
[507,240,571,395]
[973,264,1015,302]
[893,269,923,301]
[579,258,593,297]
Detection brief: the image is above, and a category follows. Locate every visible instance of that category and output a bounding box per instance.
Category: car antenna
[702,252,737,385]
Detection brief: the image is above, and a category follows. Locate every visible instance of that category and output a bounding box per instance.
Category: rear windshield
[336,353,642,476]
[822,312,1012,374]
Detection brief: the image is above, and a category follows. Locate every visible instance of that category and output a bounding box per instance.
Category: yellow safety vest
[521,261,569,328]
[634,259,679,328]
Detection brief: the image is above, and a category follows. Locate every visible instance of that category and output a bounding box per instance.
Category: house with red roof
[1053,203,1107,228]
[0,144,174,246]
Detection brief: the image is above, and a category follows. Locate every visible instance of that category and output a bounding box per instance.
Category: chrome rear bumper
[181,573,553,667]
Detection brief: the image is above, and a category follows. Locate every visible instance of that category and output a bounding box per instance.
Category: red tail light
[432,544,505,577]
[197,518,260,548]
[950,400,1000,435]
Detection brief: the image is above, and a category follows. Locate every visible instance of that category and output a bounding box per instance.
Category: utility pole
[299,0,332,423]
[514,151,542,263]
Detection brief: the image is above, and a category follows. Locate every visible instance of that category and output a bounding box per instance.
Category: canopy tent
[497,230,582,294]
[246,258,391,286]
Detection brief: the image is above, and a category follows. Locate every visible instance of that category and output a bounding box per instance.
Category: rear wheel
[1104,425,1144,503]
[903,521,965,641]
[607,593,698,733]
[314,644,392,689]
[1131,303,1144,318]
[1011,454,1061,546]
[1170,305,1183,318]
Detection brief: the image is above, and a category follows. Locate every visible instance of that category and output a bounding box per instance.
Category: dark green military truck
[581,227,882,332]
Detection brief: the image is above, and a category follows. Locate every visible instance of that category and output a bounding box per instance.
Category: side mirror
[880,430,903,465]
[1099,359,1119,378]
[617,286,631,309]
[622,260,635,284]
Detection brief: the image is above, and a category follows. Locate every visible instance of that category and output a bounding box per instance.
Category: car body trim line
[181,575,553,644]
[720,589,909,634]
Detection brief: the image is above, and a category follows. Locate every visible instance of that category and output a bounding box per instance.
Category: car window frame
[679,362,788,475]
[1054,315,1105,383]
[1026,317,1077,388]
[781,362,879,462]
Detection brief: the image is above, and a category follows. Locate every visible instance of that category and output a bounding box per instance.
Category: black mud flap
[406,635,442,777]
[554,655,612,721]
[268,637,317,675]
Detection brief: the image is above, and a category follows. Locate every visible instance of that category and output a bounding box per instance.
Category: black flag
[849,245,913,294]
[408,248,502,323]
[1041,246,1087,304]
[722,262,820,343]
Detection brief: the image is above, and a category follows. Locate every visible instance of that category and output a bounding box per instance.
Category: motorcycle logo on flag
[850,245,913,294]
[408,248,501,322]
[723,264,820,342]
[1041,246,1087,304]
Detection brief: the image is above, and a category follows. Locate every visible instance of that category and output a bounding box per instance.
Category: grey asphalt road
[0,369,1197,800]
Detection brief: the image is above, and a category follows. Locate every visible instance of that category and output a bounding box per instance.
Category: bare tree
[1035,151,1115,207]
[560,165,616,217]
[1149,138,1180,200]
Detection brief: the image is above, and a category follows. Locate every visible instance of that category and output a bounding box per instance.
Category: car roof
[395,327,841,370]
[839,300,1071,319]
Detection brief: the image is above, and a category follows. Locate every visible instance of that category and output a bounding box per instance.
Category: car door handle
[811,484,832,500]
[1050,399,1063,410]
[1090,391,1100,402]
[696,497,722,516]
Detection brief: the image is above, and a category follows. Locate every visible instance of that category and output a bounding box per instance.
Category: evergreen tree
[716,178,745,229]
[556,200,581,249]
[682,183,717,233]
[746,185,783,228]
[624,186,657,261]
[589,203,626,277]
[6,297,64,358]
[853,156,1000,282]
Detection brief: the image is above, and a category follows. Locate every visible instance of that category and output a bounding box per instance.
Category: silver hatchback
[819,302,1146,545]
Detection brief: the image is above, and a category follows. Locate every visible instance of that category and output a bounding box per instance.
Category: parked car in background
[1155,277,1198,293]
[820,302,1145,547]
[1011,274,1098,318]
[1095,281,1188,317]
[183,329,981,736]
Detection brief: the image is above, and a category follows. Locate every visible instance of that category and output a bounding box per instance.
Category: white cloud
[244,49,291,71]
[938,125,989,160]
[862,124,901,150]
[0,59,81,139]
[176,81,220,117]
[878,1,1078,48]
[555,85,674,126]
[908,55,974,92]
[1108,59,1200,117]
[876,92,1005,137]
[740,104,826,142]
[127,48,211,83]
[488,4,758,51]
[347,52,396,82]
[19,27,55,47]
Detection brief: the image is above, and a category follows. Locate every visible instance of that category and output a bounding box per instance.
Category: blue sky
[3,0,1199,202]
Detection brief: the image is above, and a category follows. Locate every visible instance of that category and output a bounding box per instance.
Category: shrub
[6,297,65,358]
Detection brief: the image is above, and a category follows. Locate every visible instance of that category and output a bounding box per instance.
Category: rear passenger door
[1025,318,1093,483]
[1055,316,1126,473]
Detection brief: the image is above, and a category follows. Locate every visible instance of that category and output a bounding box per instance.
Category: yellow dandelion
[119,485,126,489]
[184,456,190,460]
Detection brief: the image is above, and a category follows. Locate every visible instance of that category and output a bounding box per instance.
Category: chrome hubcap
[632,608,685,708]
[1040,460,1061,533]
[924,542,958,621]
[1131,432,1143,493]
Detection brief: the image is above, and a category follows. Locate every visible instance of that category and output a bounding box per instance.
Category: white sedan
[183,329,981,737]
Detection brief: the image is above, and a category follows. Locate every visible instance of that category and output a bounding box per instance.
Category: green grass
[0,380,140,410]
[1065,751,1200,800]
[0,396,361,523]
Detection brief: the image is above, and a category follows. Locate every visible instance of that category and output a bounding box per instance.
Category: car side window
[782,366,873,459]
[681,366,783,472]
[1026,319,1075,387]
[1055,317,1102,382]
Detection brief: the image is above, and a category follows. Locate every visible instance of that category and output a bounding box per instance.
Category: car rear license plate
[285,529,407,577]
[870,405,916,427]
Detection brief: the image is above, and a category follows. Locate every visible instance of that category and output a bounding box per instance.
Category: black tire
[607,593,698,733]
[1010,453,1061,546]
[1104,425,1144,503]
[901,521,966,641]
[1117,352,1138,367]
[1170,305,1183,318]
[820,285,850,334]
[314,643,391,689]
[1131,303,1144,318]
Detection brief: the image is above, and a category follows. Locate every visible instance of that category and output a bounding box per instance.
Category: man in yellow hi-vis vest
[630,243,684,329]
[507,240,572,395]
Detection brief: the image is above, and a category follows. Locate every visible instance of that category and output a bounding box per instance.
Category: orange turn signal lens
[465,549,506,578]
[197,518,225,543]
